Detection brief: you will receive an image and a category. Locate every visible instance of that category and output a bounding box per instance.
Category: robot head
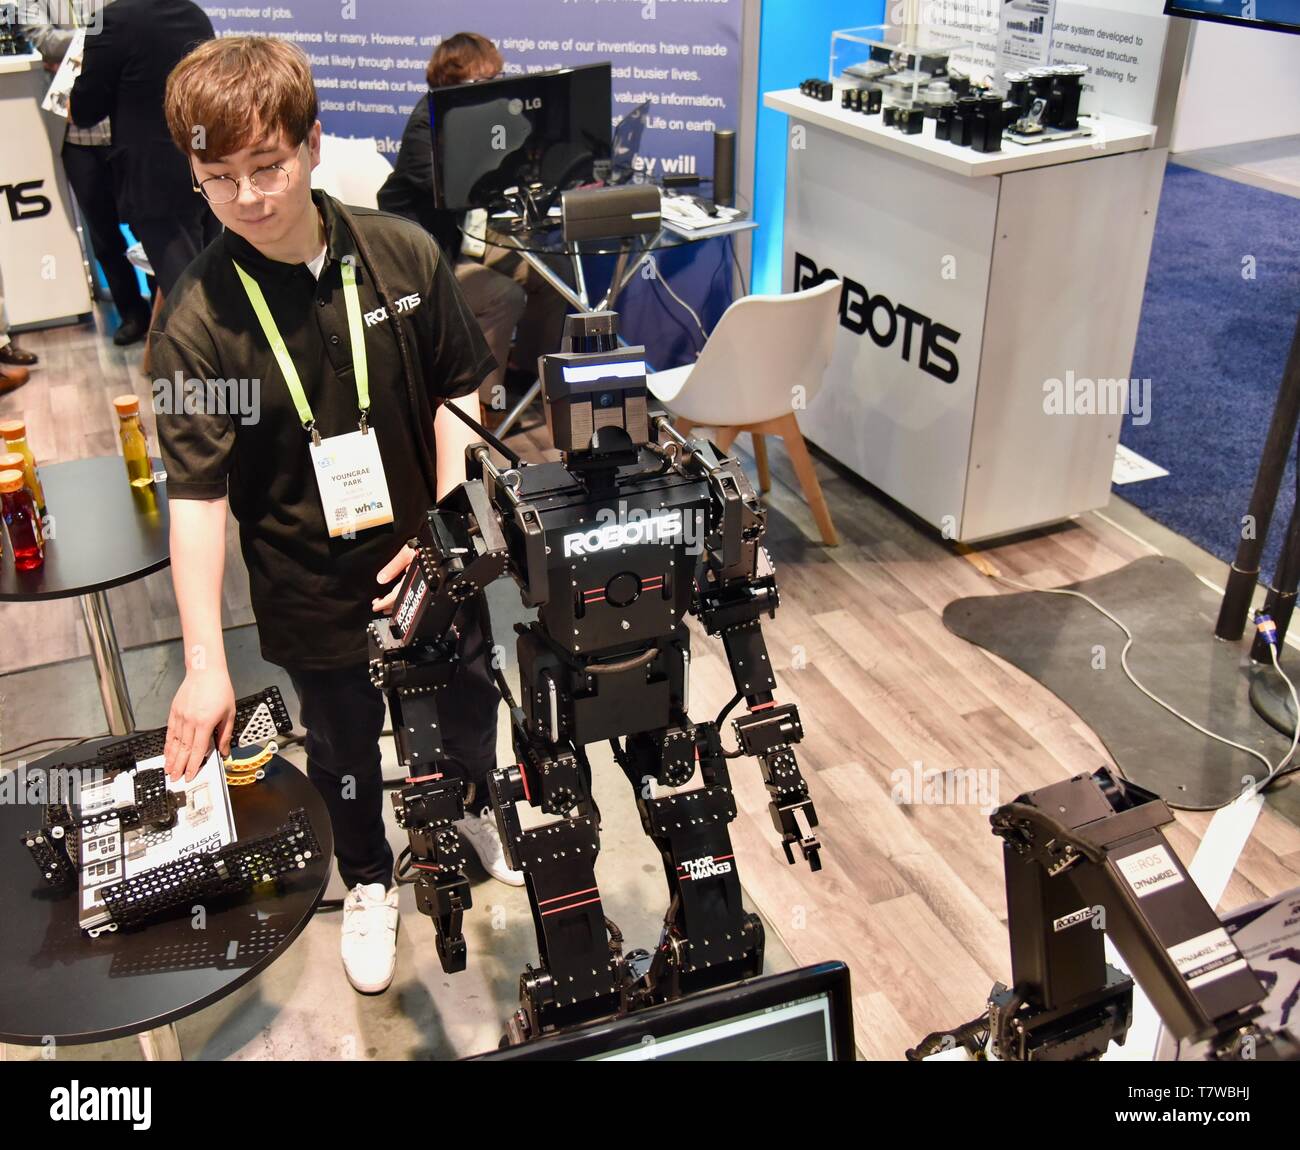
[539,312,651,459]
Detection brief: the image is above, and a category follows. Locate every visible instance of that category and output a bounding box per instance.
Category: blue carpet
[1120,162,1300,584]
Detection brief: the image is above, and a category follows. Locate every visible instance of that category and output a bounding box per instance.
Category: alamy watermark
[1043,371,1151,426]
[890,761,1000,815]
[0,762,93,806]
[17,1,106,37]
[152,373,261,425]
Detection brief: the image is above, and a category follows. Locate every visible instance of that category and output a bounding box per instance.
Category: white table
[766,87,1165,542]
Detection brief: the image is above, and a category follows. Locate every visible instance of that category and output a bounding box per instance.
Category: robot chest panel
[539,489,707,655]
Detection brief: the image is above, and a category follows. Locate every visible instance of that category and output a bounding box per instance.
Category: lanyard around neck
[233,257,371,442]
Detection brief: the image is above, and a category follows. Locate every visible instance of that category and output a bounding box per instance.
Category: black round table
[0,456,171,734]
[0,741,331,1059]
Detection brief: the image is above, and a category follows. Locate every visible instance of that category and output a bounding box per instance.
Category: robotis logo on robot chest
[562,509,684,557]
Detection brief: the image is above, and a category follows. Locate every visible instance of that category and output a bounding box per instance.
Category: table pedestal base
[79,589,135,735]
[137,1023,183,1061]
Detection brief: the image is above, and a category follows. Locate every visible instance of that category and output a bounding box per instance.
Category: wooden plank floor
[8,310,1300,1060]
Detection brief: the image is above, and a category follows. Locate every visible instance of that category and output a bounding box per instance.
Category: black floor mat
[943,554,1300,823]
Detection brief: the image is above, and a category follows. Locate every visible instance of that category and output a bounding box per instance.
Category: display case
[830,23,972,110]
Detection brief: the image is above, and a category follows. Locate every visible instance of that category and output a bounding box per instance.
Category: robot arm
[368,478,511,972]
[911,767,1299,1061]
[655,417,821,871]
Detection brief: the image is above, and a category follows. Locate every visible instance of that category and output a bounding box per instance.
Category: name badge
[309,429,395,537]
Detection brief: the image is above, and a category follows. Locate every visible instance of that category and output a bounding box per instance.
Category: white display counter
[0,53,92,330]
[766,87,1165,542]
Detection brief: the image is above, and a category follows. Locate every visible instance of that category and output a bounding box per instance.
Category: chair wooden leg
[752,433,770,493]
[713,426,739,453]
[674,418,695,440]
[778,414,839,546]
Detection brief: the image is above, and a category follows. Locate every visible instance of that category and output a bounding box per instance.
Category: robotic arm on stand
[910,767,1299,1061]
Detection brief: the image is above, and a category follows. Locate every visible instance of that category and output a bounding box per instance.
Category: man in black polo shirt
[154,36,520,996]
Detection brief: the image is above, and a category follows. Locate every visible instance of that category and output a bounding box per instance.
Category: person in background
[68,0,217,297]
[378,32,566,426]
[21,0,152,346]
[0,270,36,393]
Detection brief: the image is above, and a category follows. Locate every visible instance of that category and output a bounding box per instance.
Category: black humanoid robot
[369,312,822,1041]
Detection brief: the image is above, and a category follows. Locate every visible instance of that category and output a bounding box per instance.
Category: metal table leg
[79,589,135,735]
[138,1023,182,1061]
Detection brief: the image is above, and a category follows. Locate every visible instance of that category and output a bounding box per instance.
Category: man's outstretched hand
[164,667,236,781]
[373,544,416,614]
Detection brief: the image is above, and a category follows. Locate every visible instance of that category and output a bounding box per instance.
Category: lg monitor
[429,62,613,213]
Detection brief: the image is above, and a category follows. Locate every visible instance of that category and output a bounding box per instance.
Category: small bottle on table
[0,468,44,570]
[113,395,154,490]
[0,419,46,519]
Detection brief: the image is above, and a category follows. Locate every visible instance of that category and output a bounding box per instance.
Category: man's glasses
[192,160,296,205]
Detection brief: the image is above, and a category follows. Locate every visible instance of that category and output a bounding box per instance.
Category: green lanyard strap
[340,260,371,418]
[233,257,370,439]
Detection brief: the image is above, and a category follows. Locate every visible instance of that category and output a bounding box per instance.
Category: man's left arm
[434,391,482,502]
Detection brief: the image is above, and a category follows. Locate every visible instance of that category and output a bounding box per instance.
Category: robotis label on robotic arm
[1115,844,1185,898]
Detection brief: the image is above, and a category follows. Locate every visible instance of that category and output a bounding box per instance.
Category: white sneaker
[341,882,400,993]
[456,807,525,887]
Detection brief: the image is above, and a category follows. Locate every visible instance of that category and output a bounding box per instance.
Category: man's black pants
[133,207,222,299]
[284,597,501,890]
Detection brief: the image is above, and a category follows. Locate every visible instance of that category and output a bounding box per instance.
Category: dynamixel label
[679,855,733,881]
[393,571,428,638]
[562,509,683,557]
[1115,845,1185,898]
[1167,928,1249,989]
[1053,905,1100,932]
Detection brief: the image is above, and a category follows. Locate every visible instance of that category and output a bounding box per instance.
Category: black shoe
[113,312,150,347]
[0,342,37,367]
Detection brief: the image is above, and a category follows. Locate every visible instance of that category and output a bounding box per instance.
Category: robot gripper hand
[732,703,821,871]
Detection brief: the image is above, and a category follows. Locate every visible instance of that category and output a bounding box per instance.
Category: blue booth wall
[751,0,886,296]
[197,0,744,368]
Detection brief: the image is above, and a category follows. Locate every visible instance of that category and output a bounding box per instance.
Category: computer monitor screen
[1163,0,1300,35]
[429,62,613,212]
[467,962,855,1061]
[610,99,652,182]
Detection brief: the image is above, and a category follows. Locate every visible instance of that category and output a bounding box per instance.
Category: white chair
[312,134,393,209]
[648,278,841,546]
